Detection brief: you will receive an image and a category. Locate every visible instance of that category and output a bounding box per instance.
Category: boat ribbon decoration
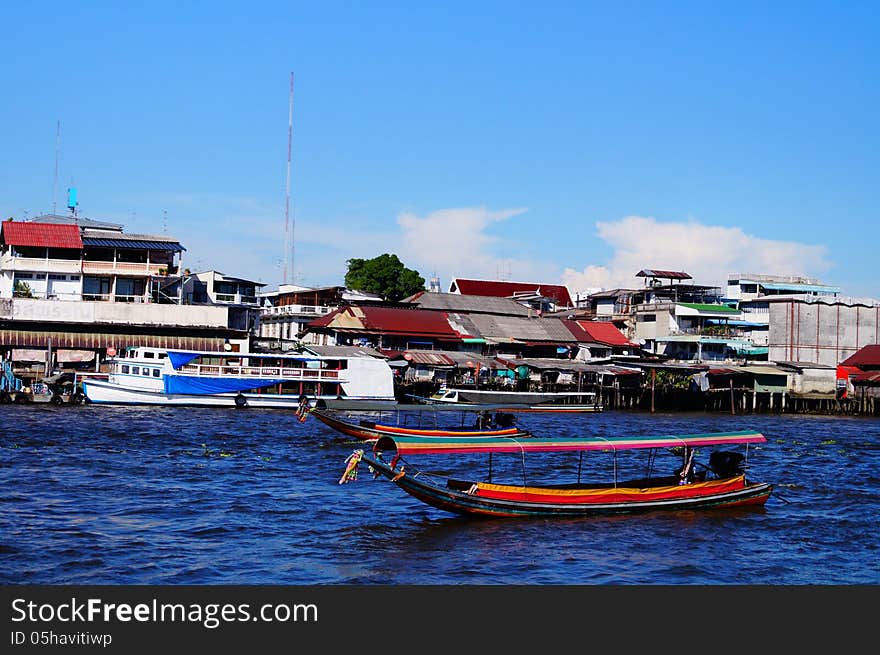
[339,449,365,484]
[295,395,312,422]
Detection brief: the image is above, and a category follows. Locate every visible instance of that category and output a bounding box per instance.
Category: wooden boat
[420,388,603,413]
[349,430,772,517]
[311,408,532,441]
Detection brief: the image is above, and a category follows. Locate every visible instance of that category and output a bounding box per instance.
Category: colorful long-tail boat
[311,408,532,441]
[346,429,773,517]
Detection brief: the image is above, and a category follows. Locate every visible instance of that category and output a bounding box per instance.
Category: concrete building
[0,216,251,381]
[764,295,880,367]
[726,273,840,302]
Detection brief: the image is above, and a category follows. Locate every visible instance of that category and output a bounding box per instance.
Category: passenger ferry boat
[81,346,398,410]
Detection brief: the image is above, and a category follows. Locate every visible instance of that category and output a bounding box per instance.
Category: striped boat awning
[82,238,185,252]
[374,430,767,456]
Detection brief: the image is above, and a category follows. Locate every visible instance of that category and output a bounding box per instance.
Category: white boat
[424,387,603,412]
[81,346,398,410]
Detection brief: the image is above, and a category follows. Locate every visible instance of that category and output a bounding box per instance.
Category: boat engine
[709,451,746,478]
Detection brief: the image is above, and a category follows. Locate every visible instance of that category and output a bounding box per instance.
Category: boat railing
[178,363,342,380]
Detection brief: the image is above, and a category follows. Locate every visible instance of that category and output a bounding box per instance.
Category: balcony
[1,255,82,274]
[262,304,336,317]
[8,297,231,328]
[82,261,170,276]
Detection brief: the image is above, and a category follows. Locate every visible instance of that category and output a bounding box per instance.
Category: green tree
[344,253,425,301]
[13,281,33,298]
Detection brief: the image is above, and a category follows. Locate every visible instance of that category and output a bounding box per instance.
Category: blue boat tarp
[167,351,202,369]
[164,375,289,395]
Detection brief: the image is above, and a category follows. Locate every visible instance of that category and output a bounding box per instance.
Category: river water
[1,404,878,585]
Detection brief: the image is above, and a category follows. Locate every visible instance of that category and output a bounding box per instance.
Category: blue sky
[2,1,878,298]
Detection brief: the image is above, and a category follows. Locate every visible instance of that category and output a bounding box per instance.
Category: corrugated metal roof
[574,320,636,346]
[82,237,185,251]
[840,345,880,368]
[407,292,532,316]
[402,351,456,366]
[1,221,83,248]
[760,282,841,293]
[32,214,123,230]
[636,269,692,280]
[303,345,387,359]
[466,314,578,343]
[305,306,461,339]
[852,371,880,385]
[677,303,740,314]
[496,356,592,372]
[449,279,574,307]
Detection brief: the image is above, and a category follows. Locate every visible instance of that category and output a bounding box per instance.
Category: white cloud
[561,216,832,296]
[397,206,537,285]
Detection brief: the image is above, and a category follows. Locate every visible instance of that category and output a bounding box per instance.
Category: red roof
[1,221,83,249]
[840,345,880,368]
[305,306,461,340]
[575,320,636,347]
[450,278,573,307]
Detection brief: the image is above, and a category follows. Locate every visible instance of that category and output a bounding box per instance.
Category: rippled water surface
[2,405,878,584]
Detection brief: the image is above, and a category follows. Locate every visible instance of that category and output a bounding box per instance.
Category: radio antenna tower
[52,120,61,215]
[283,72,295,285]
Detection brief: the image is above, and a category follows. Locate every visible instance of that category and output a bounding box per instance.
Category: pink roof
[451,278,573,307]
[575,320,636,347]
[1,221,83,249]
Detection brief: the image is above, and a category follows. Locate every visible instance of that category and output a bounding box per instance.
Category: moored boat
[420,387,604,413]
[346,429,772,517]
[310,408,532,441]
[82,346,397,410]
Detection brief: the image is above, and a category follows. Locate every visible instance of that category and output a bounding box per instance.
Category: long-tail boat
[311,408,532,441]
[346,430,772,517]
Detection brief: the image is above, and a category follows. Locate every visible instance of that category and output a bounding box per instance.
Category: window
[131,366,140,375]
[121,365,130,374]
[152,369,161,377]
[116,249,147,263]
[49,274,67,280]
[69,275,80,281]
[640,314,657,322]
[142,368,151,376]
[14,273,34,279]
[144,352,155,358]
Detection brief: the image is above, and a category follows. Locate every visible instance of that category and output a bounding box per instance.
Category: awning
[0,329,225,351]
[56,349,96,363]
[82,237,185,252]
[373,430,767,456]
[11,348,47,362]
[167,351,201,369]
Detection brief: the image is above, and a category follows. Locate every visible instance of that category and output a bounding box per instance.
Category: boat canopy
[373,430,766,456]
[168,351,201,369]
[163,376,291,395]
